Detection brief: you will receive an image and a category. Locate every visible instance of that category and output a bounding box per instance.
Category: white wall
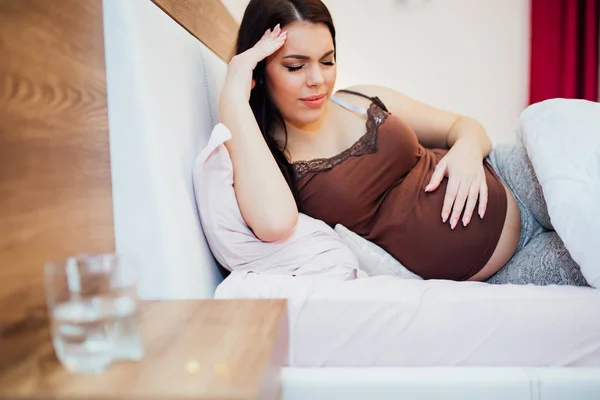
[222,0,530,144]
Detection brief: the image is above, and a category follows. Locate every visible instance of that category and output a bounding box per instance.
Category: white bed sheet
[216,271,600,367]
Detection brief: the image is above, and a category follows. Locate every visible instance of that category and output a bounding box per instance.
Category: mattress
[215,271,600,367]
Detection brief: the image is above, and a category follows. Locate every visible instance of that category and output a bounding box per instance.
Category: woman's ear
[251,78,256,90]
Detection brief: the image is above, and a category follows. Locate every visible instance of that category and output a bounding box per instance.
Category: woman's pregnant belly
[367,168,520,281]
[468,181,521,281]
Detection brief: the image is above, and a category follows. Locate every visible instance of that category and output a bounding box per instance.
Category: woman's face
[264,21,337,129]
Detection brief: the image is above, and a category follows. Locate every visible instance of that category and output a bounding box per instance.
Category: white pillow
[519,99,600,289]
[192,123,364,281]
[334,224,422,280]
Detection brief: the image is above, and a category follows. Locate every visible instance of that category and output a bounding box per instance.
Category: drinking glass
[44,253,144,374]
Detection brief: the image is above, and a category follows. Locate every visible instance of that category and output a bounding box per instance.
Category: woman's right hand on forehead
[223,24,287,100]
[219,23,298,243]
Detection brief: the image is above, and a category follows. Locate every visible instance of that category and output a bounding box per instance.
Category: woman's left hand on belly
[424,139,488,229]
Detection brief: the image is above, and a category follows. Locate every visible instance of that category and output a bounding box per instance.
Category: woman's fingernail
[463,217,470,226]
[442,213,448,223]
[425,185,431,192]
[451,218,457,229]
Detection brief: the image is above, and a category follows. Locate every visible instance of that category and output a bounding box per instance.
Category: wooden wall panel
[0,0,114,371]
[152,0,239,61]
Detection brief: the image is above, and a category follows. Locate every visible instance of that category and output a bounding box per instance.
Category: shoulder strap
[335,89,389,112]
[330,95,368,115]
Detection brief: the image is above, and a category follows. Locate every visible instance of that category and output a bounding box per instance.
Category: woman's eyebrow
[283,50,335,60]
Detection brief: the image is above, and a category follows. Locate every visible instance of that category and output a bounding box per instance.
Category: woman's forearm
[446,117,492,158]
[220,93,298,242]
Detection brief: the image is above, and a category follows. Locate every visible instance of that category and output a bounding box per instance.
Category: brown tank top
[292,90,508,280]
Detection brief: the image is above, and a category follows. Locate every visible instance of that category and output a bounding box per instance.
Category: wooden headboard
[152,0,239,61]
[0,0,238,374]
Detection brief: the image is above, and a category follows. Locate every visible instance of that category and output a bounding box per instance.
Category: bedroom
[1,0,600,398]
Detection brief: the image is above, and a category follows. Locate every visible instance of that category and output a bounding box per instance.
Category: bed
[102,0,600,398]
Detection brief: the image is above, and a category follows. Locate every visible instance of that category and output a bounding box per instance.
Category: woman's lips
[300,94,326,108]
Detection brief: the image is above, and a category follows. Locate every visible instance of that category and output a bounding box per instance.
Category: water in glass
[45,254,143,374]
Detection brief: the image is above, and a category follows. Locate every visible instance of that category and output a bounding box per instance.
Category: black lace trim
[292,103,388,181]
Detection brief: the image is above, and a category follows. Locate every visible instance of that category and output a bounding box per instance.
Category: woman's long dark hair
[233,0,336,205]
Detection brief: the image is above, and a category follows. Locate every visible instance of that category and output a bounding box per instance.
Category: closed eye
[286,65,303,72]
[285,61,336,72]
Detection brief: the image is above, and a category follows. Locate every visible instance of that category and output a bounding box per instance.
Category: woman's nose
[306,64,325,87]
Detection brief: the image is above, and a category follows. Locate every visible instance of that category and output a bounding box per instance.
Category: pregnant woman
[218,0,589,287]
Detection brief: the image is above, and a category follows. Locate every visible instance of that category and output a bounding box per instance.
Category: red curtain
[529,0,600,104]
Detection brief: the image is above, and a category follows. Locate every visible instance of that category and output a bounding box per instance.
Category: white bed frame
[102,0,600,398]
[282,367,600,400]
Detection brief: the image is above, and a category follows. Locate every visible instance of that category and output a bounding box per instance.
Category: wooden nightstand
[0,299,289,400]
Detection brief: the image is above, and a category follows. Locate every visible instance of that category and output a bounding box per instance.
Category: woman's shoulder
[335,85,383,104]
[337,84,393,96]
[336,85,394,113]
